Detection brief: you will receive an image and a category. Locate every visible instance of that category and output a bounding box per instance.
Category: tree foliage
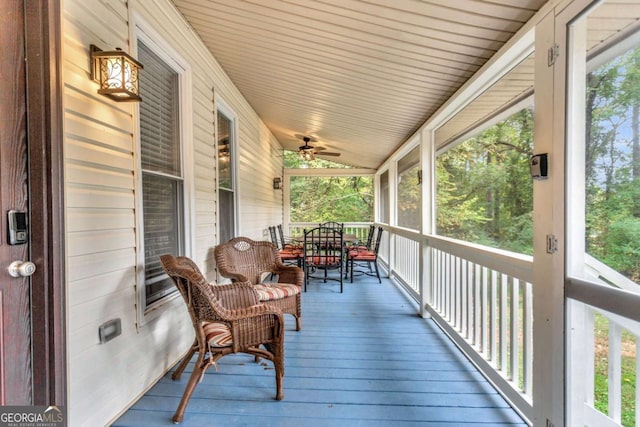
[586,46,640,282]
[284,151,373,223]
[436,107,535,254]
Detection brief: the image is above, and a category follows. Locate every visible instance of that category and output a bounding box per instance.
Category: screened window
[288,175,373,223]
[138,41,184,307]
[397,147,421,230]
[380,171,389,224]
[217,110,235,243]
[583,40,640,288]
[436,107,534,253]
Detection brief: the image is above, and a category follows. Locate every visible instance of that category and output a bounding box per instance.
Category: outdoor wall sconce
[90,44,144,102]
[273,177,282,190]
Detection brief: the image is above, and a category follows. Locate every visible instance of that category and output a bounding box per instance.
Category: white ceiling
[171,0,549,169]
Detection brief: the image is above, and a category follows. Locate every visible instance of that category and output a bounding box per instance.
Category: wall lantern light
[90,44,144,102]
[273,177,282,190]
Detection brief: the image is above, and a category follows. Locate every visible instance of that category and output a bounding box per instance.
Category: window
[217,110,235,243]
[288,175,373,223]
[138,40,184,308]
[379,170,389,224]
[397,147,421,230]
[583,43,640,288]
[436,107,534,253]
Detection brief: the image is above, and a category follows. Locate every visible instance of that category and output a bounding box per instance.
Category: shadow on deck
[113,274,527,426]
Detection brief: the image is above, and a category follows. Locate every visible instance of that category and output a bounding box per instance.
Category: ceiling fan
[294,134,341,160]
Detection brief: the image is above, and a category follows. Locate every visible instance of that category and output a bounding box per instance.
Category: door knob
[8,261,36,278]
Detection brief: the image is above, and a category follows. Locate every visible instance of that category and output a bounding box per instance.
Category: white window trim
[215,95,240,239]
[131,11,194,327]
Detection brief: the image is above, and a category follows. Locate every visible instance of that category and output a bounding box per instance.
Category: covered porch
[22,0,639,426]
[114,273,526,426]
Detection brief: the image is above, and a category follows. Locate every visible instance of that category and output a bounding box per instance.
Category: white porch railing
[378,225,534,421]
[567,255,640,427]
[287,221,639,425]
[288,222,372,242]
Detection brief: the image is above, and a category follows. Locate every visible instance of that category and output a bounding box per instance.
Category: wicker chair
[160,254,285,424]
[214,237,303,331]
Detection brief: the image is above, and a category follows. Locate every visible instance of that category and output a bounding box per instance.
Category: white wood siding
[63,0,284,424]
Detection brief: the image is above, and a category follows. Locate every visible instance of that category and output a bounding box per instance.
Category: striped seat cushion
[202,322,233,348]
[254,283,300,301]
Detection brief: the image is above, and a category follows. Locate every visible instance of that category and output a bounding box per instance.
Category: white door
[558,1,640,425]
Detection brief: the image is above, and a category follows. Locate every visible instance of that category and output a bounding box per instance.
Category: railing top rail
[382,225,534,283]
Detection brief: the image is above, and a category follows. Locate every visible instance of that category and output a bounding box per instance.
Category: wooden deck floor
[113,274,527,426]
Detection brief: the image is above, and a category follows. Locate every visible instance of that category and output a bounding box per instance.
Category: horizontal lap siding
[63,0,284,425]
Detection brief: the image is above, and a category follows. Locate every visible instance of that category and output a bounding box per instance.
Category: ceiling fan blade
[316,151,341,156]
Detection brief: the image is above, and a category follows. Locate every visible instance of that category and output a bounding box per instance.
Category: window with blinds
[138,41,183,307]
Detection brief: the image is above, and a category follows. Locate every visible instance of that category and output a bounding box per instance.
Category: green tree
[436,107,534,253]
[284,151,373,223]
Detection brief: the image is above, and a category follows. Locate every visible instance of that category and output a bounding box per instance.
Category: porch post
[532,9,566,427]
[420,127,435,318]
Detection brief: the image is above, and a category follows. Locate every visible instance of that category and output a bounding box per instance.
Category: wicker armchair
[160,254,285,424]
[214,237,303,330]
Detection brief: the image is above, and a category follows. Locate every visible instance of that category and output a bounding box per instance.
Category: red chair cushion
[309,256,341,266]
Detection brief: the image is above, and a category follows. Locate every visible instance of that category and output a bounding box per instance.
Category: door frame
[24,0,66,405]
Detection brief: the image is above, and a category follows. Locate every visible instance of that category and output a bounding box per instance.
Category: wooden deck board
[113,275,527,426]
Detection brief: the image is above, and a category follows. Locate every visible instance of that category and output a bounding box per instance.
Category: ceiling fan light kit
[295,134,341,160]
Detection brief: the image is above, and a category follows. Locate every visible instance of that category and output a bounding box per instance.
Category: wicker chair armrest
[202,301,283,323]
[227,303,284,321]
[218,271,250,283]
[229,306,285,350]
[209,281,260,309]
[274,265,304,286]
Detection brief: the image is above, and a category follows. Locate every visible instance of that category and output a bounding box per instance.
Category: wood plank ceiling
[171,0,548,169]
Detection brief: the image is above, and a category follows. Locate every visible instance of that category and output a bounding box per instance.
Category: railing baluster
[524,281,533,397]
[500,273,508,372]
[510,277,519,385]
[608,322,622,423]
[636,338,639,427]
[474,263,481,348]
[490,270,497,364]
[452,256,457,328]
[482,266,489,357]
[436,249,442,311]
[466,259,472,337]
[449,253,454,323]
[462,258,467,334]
